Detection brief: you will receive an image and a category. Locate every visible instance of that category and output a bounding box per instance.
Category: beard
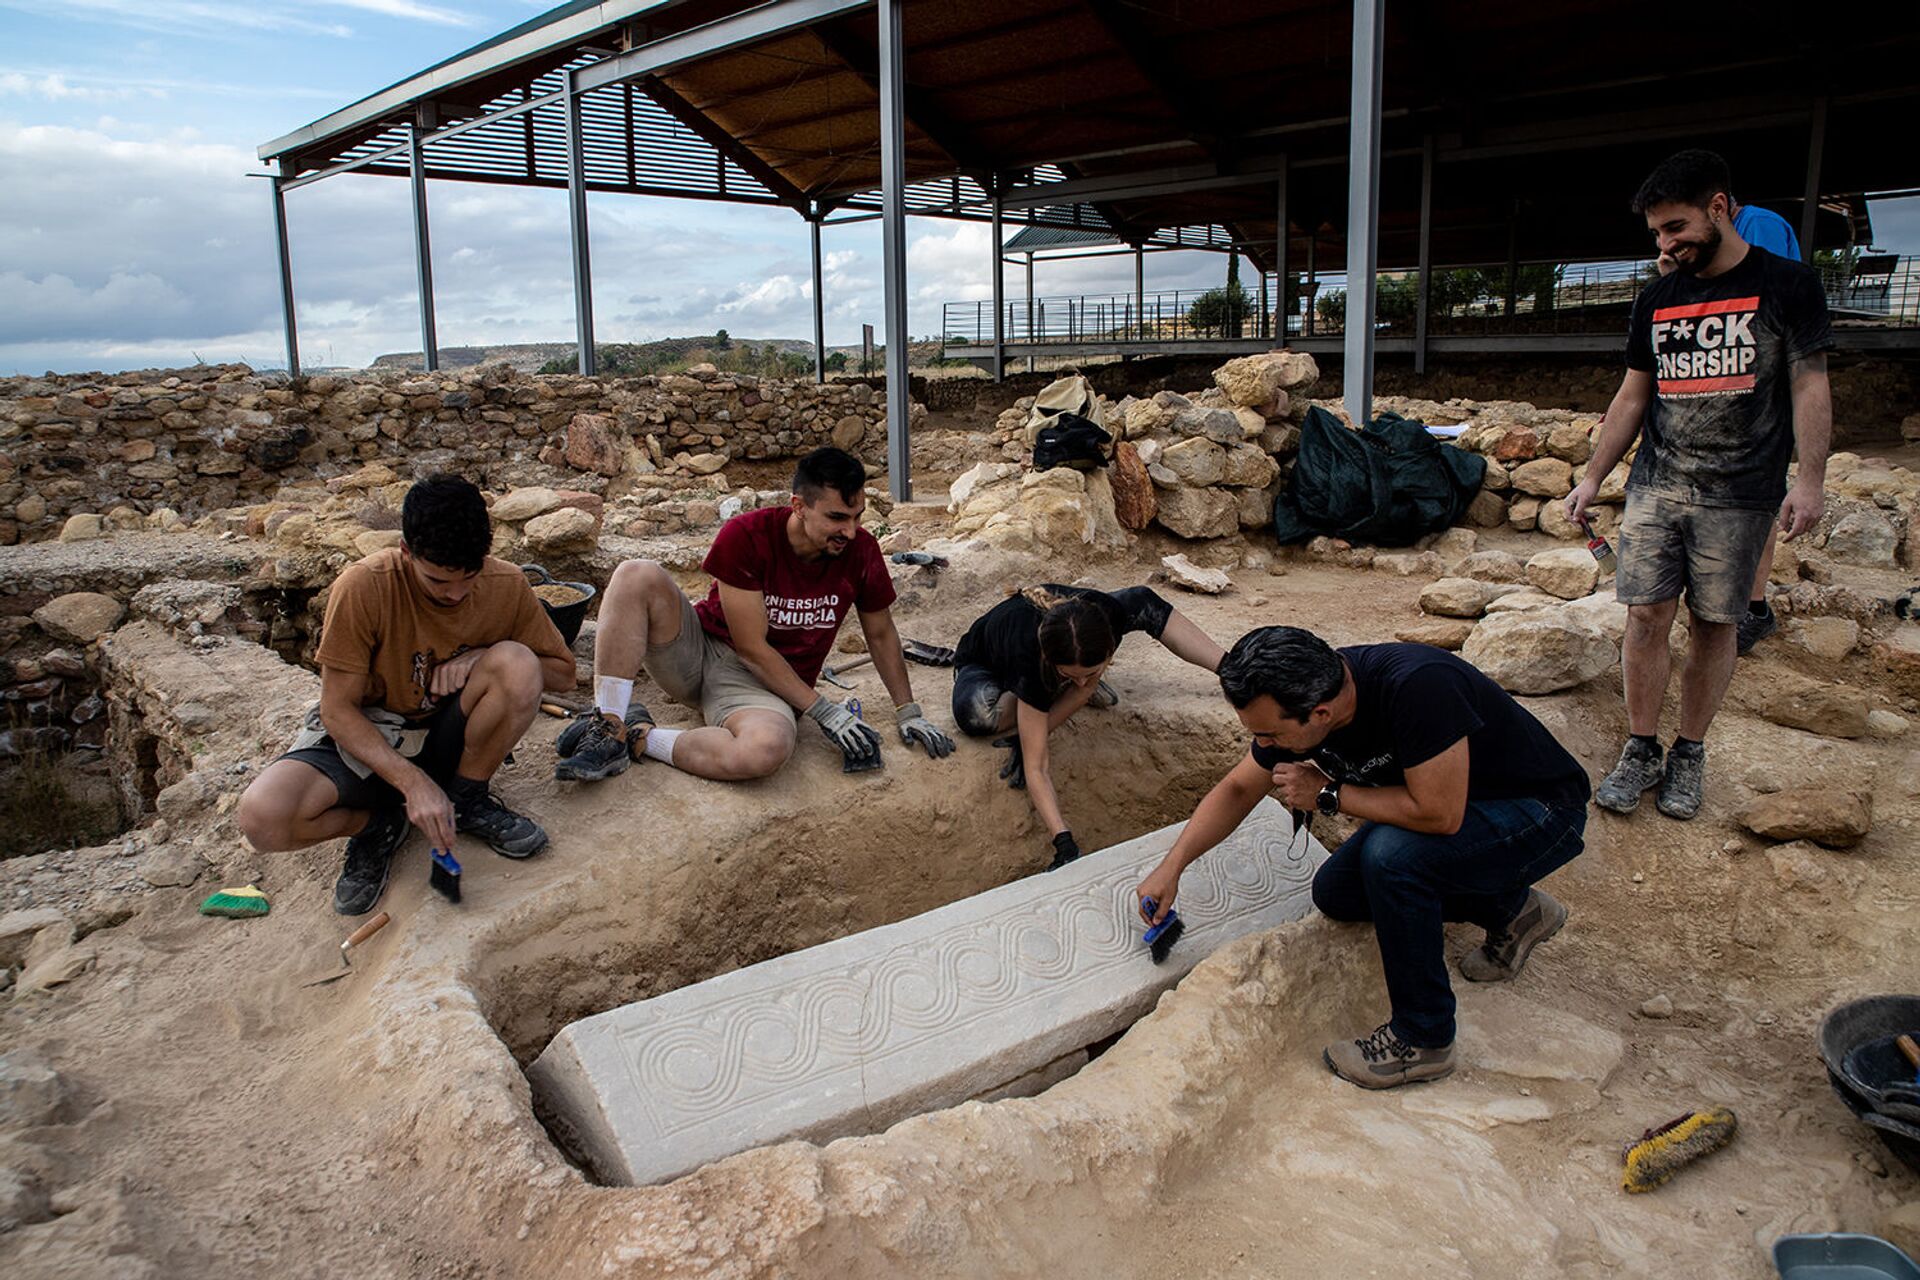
[1672,223,1722,275]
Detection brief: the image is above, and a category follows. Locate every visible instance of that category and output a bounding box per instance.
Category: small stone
[1746,669,1871,738]
[1373,551,1444,578]
[1526,547,1600,600]
[1510,458,1574,498]
[675,452,729,476]
[1739,787,1872,848]
[876,529,911,554]
[1791,616,1859,660]
[1456,550,1527,583]
[1160,437,1228,487]
[353,529,404,557]
[1419,577,1496,619]
[0,908,66,968]
[57,513,105,542]
[563,412,625,476]
[136,847,203,888]
[831,416,867,450]
[1161,554,1231,595]
[1640,994,1674,1019]
[1394,619,1475,651]
[1866,710,1910,738]
[1152,486,1238,539]
[1631,872,1645,884]
[490,487,562,523]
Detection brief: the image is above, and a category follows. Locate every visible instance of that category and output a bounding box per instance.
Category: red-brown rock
[564,412,625,476]
[1490,427,1541,463]
[1110,441,1156,531]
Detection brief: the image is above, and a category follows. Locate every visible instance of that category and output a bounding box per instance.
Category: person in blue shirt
[1655,195,1807,655]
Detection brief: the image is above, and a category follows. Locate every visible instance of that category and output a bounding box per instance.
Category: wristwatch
[1315,779,1343,816]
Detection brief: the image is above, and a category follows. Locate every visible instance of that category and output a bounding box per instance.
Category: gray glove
[806,696,882,762]
[893,702,954,759]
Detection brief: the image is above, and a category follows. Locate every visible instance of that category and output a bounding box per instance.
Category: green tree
[713,328,731,348]
[1316,288,1346,329]
[1187,282,1250,337]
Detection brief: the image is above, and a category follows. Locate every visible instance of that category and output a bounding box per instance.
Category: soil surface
[2,462,1917,1279]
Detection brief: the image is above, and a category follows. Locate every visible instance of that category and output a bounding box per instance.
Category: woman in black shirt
[951,584,1224,869]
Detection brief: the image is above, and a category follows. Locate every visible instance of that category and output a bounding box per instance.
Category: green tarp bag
[1270,406,1487,546]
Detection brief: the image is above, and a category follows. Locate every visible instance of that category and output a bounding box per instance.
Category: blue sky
[2,0,1915,376]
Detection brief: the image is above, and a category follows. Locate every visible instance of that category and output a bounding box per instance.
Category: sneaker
[1595,739,1664,813]
[1459,888,1568,982]
[1655,744,1706,820]
[1088,680,1120,710]
[452,784,549,859]
[554,704,651,783]
[332,807,409,915]
[1735,604,1777,656]
[1323,1023,1456,1090]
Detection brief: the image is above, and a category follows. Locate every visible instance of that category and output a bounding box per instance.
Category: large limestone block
[1526,547,1599,599]
[1172,409,1241,447]
[529,800,1325,1186]
[1461,610,1617,694]
[948,462,1019,513]
[1153,486,1239,539]
[1742,668,1871,738]
[523,507,598,555]
[1160,438,1228,487]
[491,487,562,523]
[32,592,125,645]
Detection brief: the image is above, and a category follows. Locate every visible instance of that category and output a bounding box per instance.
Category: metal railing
[940,255,1920,354]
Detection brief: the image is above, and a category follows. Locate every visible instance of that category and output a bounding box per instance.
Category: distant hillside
[371,336,814,375]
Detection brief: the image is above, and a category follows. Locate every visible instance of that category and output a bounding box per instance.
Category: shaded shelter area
[260,0,1920,494]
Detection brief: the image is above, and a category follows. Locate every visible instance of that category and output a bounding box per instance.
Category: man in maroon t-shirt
[555,447,954,782]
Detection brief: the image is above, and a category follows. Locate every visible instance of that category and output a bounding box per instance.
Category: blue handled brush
[1140,897,1184,964]
[429,848,461,903]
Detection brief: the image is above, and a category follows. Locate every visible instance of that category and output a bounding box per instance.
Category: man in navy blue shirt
[1570,149,1833,822]
[1136,627,1589,1089]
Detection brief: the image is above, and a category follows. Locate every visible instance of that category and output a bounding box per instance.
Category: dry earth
[1,468,1917,1279]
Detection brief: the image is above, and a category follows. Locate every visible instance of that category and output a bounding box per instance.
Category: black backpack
[1032,412,1113,473]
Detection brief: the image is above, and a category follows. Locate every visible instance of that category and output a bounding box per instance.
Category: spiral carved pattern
[610,809,1318,1137]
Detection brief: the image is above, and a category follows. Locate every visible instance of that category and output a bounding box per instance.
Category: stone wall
[0,363,905,546]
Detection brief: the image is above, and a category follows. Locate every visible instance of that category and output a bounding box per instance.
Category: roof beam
[638,74,811,211]
[575,0,875,93]
[1079,0,1226,160]
[810,20,992,183]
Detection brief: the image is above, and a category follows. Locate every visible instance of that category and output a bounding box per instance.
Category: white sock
[595,676,634,718]
[642,727,681,767]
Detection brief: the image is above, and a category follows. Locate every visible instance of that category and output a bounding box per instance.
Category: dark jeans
[1311,798,1587,1048]
[280,698,469,813]
[951,663,1007,737]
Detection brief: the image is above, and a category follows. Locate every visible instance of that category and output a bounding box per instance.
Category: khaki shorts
[646,596,796,728]
[1614,490,1777,625]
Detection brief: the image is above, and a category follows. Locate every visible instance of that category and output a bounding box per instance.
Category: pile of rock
[0,363,908,544]
[1399,546,1623,693]
[963,352,1320,552]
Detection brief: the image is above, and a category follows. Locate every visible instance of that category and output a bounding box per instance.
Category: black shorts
[279,698,469,812]
[951,663,1007,737]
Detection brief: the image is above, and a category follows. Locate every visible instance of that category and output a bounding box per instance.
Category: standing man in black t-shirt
[1136,627,1590,1089]
[1567,149,1833,821]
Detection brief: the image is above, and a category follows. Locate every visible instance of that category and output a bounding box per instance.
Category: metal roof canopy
[260,0,1920,487]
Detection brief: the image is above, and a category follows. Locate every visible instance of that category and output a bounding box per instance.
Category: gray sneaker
[1460,888,1568,982]
[1595,739,1664,813]
[1656,745,1706,820]
[1088,680,1119,710]
[1324,1023,1455,1089]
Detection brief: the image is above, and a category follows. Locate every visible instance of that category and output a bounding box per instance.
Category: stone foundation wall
[0,363,904,545]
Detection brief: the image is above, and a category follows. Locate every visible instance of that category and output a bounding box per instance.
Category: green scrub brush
[199,885,270,918]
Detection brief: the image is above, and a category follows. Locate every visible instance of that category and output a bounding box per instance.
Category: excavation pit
[521,799,1325,1187]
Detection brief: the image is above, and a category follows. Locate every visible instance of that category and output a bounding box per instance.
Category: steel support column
[408,121,439,372]
[1025,251,1035,372]
[1800,96,1827,263]
[990,180,1005,382]
[1343,0,1385,427]
[270,177,300,379]
[1134,244,1145,342]
[565,77,596,376]
[876,0,910,499]
[810,208,827,383]
[1274,157,1288,343]
[1415,134,1434,375]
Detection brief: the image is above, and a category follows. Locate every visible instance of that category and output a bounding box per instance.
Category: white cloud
[0,1,357,39]
[327,0,475,25]
[716,275,808,316]
[0,72,160,103]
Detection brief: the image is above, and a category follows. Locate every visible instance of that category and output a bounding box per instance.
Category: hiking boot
[1595,738,1664,813]
[1088,680,1120,710]
[1735,603,1777,656]
[451,781,548,859]
[1655,743,1706,820]
[333,807,409,915]
[554,703,652,783]
[1323,1023,1456,1090]
[1460,888,1569,982]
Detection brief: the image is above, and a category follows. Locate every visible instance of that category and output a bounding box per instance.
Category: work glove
[1047,831,1081,871]
[806,696,883,764]
[991,735,1025,790]
[893,702,955,759]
